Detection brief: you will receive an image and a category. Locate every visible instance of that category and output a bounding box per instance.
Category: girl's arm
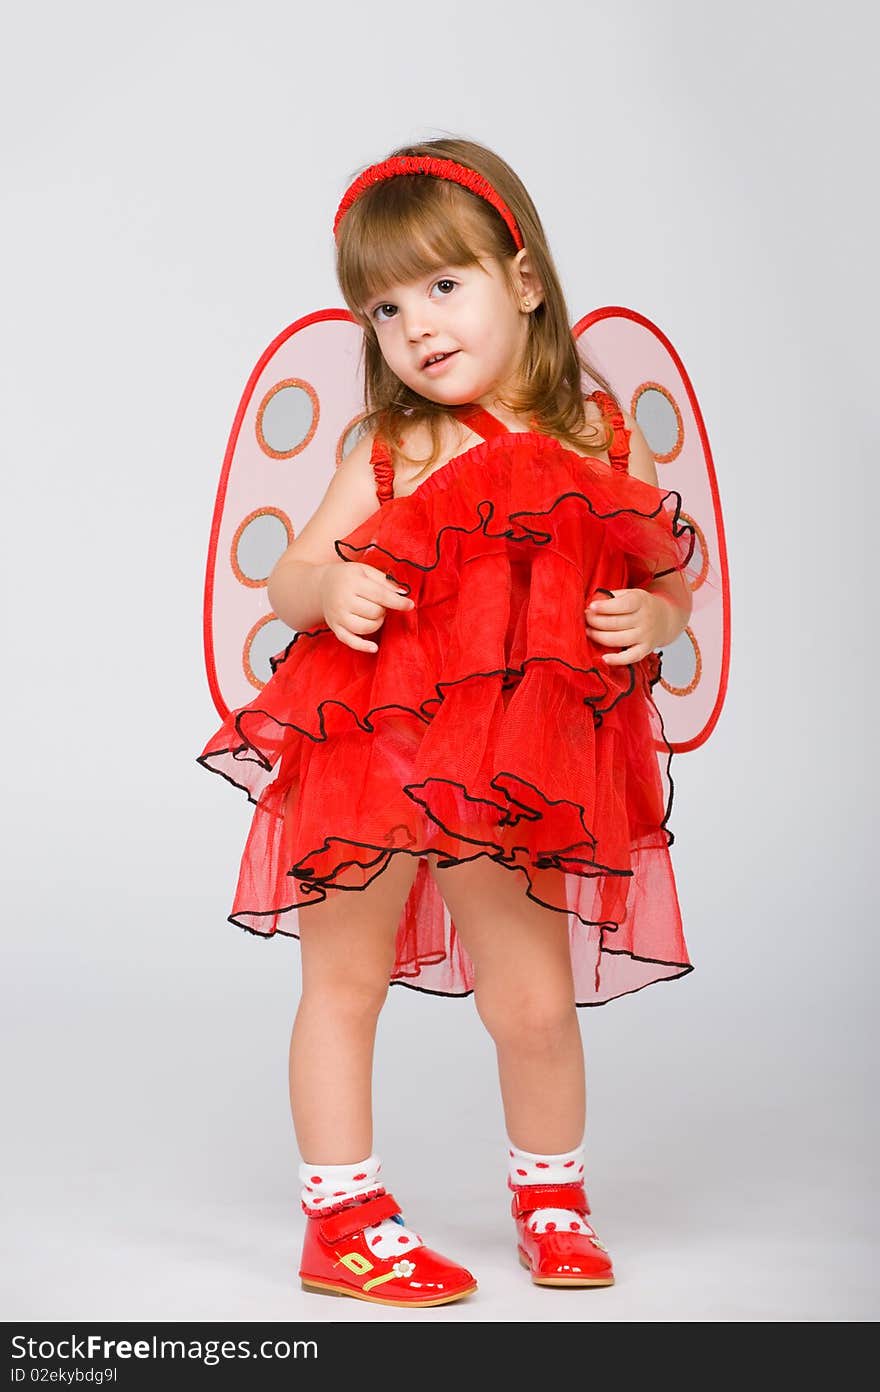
[267,429,383,631]
[621,409,693,644]
[644,570,692,646]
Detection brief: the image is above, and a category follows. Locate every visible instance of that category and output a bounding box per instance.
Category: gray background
[2,0,876,1322]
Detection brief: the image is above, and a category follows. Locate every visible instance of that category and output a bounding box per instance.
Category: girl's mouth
[422,350,459,374]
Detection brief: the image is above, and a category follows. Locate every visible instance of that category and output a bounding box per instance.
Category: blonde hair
[335,135,620,484]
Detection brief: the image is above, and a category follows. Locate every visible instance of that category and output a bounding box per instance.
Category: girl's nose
[405,320,435,343]
[402,308,437,341]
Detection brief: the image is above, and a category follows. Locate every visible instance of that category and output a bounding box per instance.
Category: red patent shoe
[299,1190,478,1307]
[511,1181,615,1287]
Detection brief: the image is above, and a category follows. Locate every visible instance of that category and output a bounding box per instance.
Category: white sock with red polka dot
[299,1154,384,1209]
[298,1154,424,1259]
[507,1139,596,1237]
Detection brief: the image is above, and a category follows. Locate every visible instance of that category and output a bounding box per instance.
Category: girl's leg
[429,857,583,1150]
[289,851,420,1162]
[292,851,479,1306]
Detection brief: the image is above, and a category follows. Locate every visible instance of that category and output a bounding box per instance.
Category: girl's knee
[475,983,577,1047]
[299,928,395,1019]
[300,973,390,1021]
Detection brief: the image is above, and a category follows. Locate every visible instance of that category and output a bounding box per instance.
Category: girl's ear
[512,248,545,309]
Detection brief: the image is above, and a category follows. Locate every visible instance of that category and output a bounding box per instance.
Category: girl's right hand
[318,561,415,654]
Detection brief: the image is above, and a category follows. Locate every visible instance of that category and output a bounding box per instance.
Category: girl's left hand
[584,588,666,666]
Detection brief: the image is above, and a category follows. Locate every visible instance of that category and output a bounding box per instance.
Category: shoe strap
[317,1192,402,1243]
[511,1182,590,1218]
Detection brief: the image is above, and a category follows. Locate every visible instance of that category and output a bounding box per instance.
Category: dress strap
[449,402,515,441]
[453,396,630,471]
[369,432,396,505]
[370,397,619,502]
[370,405,516,505]
[588,390,631,473]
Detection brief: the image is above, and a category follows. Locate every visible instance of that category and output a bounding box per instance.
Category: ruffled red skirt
[198,432,698,1005]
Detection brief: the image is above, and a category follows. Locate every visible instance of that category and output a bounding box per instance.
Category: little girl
[198,136,696,1306]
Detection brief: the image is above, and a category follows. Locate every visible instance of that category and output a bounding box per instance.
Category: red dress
[197,391,696,1005]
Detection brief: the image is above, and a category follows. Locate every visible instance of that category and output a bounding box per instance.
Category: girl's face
[363,250,541,410]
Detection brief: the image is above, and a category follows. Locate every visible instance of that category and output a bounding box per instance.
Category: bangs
[337,179,494,315]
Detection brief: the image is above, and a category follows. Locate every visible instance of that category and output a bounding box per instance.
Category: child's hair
[335,135,619,485]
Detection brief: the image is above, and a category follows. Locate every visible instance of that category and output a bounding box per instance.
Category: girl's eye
[371,278,458,323]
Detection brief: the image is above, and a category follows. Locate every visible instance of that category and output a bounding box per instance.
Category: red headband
[333,154,525,251]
